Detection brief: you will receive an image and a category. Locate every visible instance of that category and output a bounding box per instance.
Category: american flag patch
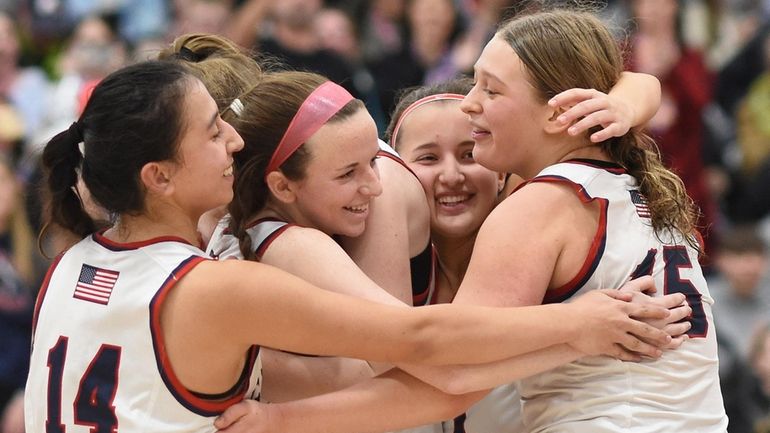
[629,190,651,218]
[73,264,119,305]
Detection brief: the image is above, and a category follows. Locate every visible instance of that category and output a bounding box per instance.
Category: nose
[460,86,480,115]
[438,159,465,186]
[359,163,383,197]
[225,121,244,153]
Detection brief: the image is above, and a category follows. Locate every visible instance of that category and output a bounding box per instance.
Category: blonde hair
[158,33,264,113]
[498,9,701,251]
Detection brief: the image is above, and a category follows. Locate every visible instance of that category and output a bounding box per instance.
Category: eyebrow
[474,66,505,87]
[207,110,218,131]
[336,161,358,173]
[410,142,439,153]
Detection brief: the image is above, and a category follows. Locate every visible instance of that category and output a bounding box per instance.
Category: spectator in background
[367,0,464,118]
[226,0,359,98]
[727,31,770,223]
[0,11,50,159]
[353,0,407,65]
[710,224,770,359]
[32,14,127,153]
[169,0,233,39]
[64,0,169,45]
[315,6,386,131]
[709,224,770,432]
[626,0,719,260]
[0,156,37,433]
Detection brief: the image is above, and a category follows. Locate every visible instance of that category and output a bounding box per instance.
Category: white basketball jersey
[516,160,727,432]
[207,217,291,261]
[463,384,525,433]
[25,232,262,433]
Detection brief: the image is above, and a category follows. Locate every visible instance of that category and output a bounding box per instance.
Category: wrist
[554,303,582,344]
[270,402,290,433]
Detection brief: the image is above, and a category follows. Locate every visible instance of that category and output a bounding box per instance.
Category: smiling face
[286,107,383,237]
[168,78,244,219]
[397,100,500,240]
[460,36,551,177]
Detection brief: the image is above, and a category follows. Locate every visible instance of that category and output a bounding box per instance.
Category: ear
[140,161,174,196]
[265,170,297,204]
[496,172,506,193]
[543,105,571,135]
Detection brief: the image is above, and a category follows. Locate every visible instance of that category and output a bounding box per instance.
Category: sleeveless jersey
[25,232,262,433]
[462,384,525,433]
[516,159,727,432]
[207,217,294,261]
[377,140,438,307]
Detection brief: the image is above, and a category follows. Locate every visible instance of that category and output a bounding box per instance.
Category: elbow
[418,368,480,396]
[433,390,487,420]
[439,375,481,396]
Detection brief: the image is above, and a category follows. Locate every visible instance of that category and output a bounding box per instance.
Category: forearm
[261,349,377,403]
[398,344,581,394]
[612,71,661,127]
[272,369,484,433]
[417,303,581,365]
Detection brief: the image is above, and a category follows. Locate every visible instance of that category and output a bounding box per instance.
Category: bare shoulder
[378,156,429,218]
[489,180,582,227]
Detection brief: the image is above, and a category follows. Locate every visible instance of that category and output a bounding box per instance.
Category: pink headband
[265,81,354,176]
[389,93,466,147]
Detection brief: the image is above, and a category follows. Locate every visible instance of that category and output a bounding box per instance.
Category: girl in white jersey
[457,8,727,432]
[24,60,679,433]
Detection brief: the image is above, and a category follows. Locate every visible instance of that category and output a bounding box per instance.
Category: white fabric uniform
[26,233,262,433]
[463,384,525,433]
[516,160,727,433]
[207,217,290,261]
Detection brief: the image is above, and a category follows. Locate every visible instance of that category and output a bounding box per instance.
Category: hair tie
[229,98,244,117]
[265,81,354,177]
[67,121,85,158]
[390,93,466,147]
[177,46,205,62]
[68,121,83,143]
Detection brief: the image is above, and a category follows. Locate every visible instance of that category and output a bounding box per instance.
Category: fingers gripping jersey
[517,160,727,433]
[25,233,262,433]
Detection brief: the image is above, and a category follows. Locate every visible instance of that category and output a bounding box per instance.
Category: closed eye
[414,154,439,163]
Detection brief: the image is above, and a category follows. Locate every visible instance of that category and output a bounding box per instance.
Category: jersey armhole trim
[150,255,254,416]
[527,176,608,304]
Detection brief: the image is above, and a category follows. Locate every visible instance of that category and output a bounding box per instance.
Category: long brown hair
[498,9,701,250]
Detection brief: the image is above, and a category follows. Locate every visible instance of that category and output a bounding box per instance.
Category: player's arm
[259,225,406,307]
[338,157,426,304]
[215,369,485,433]
[175,259,670,366]
[259,349,377,402]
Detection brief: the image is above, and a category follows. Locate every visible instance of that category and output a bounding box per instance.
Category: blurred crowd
[2,0,770,432]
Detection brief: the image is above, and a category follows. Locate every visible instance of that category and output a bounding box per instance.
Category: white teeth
[345,204,368,213]
[223,166,233,176]
[438,195,469,205]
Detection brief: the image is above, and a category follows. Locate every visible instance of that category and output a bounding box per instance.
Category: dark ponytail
[41,122,97,242]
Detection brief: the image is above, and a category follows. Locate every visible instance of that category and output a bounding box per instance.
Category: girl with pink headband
[164,34,689,433]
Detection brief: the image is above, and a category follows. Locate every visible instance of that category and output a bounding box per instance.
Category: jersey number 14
[45,336,120,433]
